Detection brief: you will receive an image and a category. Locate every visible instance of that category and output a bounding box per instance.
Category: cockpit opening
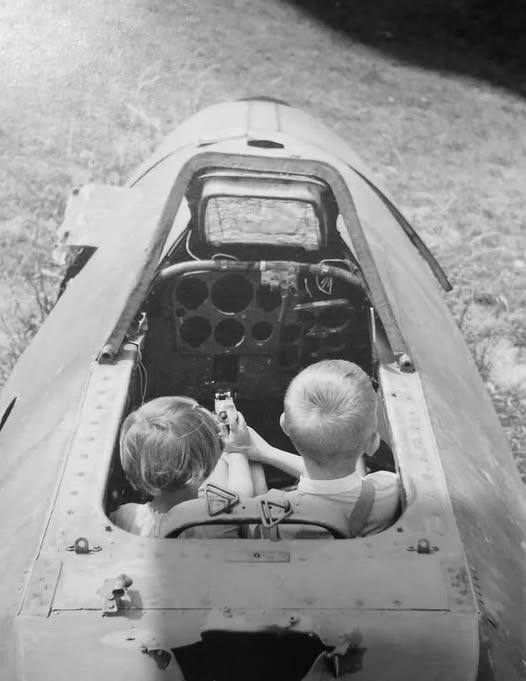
[103,265,399,535]
[102,167,402,537]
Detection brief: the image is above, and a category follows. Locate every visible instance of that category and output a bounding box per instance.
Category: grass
[0,0,524,482]
[0,215,60,383]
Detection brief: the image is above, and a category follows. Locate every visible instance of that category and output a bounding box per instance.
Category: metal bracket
[259,498,292,528]
[141,646,174,671]
[260,265,298,293]
[99,574,133,616]
[397,352,415,373]
[326,645,367,678]
[407,538,439,554]
[66,537,102,554]
[204,483,240,516]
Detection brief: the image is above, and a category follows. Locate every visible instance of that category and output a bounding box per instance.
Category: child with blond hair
[110,396,257,537]
[245,359,400,536]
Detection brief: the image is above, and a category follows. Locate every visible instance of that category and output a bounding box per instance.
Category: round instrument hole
[303,336,321,354]
[278,347,299,368]
[296,309,316,331]
[325,333,346,350]
[256,286,282,312]
[211,274,253,313]
[214,319,245,347]
[175,277,208,310]
[319,307,349,330]
[180,316,212,347]
[280,324,301,344]
[325,349,345,359]
[252,321,273,342]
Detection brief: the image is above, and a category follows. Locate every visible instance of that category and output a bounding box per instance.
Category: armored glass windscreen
[205,197,321,249]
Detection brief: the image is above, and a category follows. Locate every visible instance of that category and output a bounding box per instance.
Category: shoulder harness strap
[161,482,377,539]
[347,478,376,537]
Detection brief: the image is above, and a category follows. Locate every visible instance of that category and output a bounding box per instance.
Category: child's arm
[224,452,254,498]
[222,413,255,498]
[202,453,230,491]
[246,426,306,479]
[199,451,256,499]
[249,461,268,495]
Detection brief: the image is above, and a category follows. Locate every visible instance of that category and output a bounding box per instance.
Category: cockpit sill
[14,344,481,680]
[17,341,477,617]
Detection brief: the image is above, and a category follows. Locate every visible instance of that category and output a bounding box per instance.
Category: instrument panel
[159,269,371,400]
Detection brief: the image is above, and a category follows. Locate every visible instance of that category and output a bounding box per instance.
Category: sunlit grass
[0,0,524,481]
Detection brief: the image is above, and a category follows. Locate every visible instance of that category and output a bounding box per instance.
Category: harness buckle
[259,498,292,528]
[204,483,240,516]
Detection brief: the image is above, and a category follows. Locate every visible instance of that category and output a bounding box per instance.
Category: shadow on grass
[286,0,526,97]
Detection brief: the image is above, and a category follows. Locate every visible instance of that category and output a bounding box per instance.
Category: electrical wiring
[212,252,239,261]
[127,340,148,405]
[316,275,332,295]
[185,231,200,261]
[316,258,355,295]
[138,356,148,405]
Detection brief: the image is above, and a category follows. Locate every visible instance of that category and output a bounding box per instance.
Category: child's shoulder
[365,471,401,526]
[110,502,152,533]
[366,470,399,490]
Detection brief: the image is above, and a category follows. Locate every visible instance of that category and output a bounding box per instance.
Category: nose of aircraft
[14,608,483,681]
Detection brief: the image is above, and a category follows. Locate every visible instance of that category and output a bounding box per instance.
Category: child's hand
[245,426,272,463]
[224,412,251,454]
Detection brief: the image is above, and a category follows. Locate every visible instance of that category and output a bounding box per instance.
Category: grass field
[0,0,525,480]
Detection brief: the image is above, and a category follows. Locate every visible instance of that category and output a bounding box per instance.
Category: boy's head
[119,396,222,496]
[281,360,378,469]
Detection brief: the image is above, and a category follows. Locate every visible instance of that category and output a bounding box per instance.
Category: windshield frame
[195,172,327,250]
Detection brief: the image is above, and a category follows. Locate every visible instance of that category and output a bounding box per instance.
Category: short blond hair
[283,360,377,463]
[119,396,221,496]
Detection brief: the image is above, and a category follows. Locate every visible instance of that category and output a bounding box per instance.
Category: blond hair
[119,396,221,496]
[283,360,377,464]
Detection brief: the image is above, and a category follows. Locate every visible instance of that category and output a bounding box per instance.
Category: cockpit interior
[101,168,399,531]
